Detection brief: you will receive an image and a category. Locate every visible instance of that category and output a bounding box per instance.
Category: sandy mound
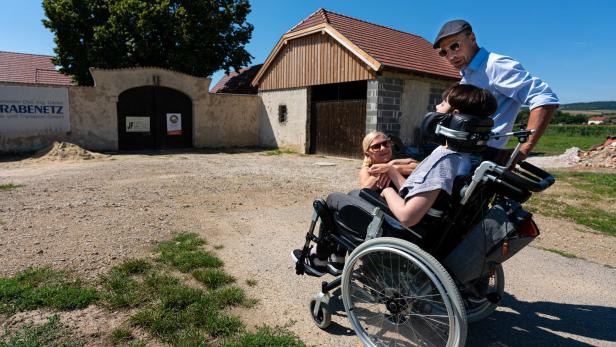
[29,142,109,162]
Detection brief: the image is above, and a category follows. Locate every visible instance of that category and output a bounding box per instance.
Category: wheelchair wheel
[341,237,466,347]
[463,264,504,323]
[309,294,331,329]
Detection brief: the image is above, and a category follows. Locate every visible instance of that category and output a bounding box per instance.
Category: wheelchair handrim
[341,242,464,347]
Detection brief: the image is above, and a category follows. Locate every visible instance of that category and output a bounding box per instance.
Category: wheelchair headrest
[420,112,494,153]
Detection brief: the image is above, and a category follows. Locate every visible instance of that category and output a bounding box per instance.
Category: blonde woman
[359,131,418,191]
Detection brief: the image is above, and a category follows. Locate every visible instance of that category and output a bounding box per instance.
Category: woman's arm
[389,158,418,176]
[369,158,418,178]
[381,187,441,227]
[359,166,380,190]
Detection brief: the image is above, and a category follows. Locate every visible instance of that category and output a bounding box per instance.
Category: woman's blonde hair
[362,131,389,167]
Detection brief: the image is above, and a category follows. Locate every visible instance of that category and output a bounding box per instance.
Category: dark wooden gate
[310,100,365,158]
[117,86,192,150]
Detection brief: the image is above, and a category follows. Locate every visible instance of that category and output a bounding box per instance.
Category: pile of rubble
[576,136,616,169]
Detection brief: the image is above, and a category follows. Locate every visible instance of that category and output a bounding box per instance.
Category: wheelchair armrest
[358,188,394,216]
[497,161,555,193]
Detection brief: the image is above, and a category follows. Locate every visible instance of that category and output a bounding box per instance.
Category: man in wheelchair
[291,84,555,346]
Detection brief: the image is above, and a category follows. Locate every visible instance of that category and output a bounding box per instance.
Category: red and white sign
[166,113,182,135]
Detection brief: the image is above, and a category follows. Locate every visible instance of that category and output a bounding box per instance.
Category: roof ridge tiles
[286,7,327,33]
[320,9,425,40]
[0,50,54,58]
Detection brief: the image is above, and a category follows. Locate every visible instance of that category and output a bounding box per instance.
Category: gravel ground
[0,150,614,346]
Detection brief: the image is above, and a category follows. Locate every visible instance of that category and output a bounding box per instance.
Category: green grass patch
[526,171,616,236]
[113,259,152,276]
[555,171,616,197]
[507,124,615,155]
[98,259,154,309]
[192,269,235,289]
[0,232,305,346]
[98,232,284,345]
[0,314,81,347]
[99,272,145,310]
[130,283,244,343]
[109,327,145,346]
[156,233,222,272]
[0,267,98,314]
[245,279,257,287]
[540,247,579,259]
[222,325,306,347]
[0,183,23,191]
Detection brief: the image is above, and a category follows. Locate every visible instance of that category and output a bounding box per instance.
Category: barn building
[253,8,460,158]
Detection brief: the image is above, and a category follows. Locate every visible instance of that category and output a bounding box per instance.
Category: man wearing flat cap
[434,19,559,162]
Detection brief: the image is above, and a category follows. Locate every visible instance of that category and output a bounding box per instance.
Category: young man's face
[438,31,478,70]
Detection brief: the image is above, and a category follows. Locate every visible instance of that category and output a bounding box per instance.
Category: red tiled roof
[288,8,459,79]
[210,64,262,94]
[0,51,73,85]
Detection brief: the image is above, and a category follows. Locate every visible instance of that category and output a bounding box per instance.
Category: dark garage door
[117,86,192,150]
[310,99,366,158]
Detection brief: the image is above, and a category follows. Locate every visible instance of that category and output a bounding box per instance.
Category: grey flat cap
[433,20,472,48]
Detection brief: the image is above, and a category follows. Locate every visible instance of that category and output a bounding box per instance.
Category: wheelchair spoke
[342,239,467,347]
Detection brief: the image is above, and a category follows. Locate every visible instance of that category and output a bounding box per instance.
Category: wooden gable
[256,31,377,91]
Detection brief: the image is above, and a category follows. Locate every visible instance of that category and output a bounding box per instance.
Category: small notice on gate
[126,116,150,132]
[166,113,182,135]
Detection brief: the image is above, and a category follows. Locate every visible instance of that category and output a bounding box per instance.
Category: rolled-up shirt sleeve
[488,56,560,110]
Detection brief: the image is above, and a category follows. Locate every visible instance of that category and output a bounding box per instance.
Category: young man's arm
[381,188,441,227]
[489,56,559,161]
[518,104,558,161]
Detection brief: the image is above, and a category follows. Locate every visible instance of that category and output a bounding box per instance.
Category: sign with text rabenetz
[0,84,70,134]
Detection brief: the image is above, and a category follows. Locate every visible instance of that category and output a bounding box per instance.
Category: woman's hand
[368,162,391,175]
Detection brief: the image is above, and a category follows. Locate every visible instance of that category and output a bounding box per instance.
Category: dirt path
[1,151,614,345]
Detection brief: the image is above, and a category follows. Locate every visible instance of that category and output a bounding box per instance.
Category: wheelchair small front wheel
[309,295,331,329]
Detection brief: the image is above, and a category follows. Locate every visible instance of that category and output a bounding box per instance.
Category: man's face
[438,31,477,70]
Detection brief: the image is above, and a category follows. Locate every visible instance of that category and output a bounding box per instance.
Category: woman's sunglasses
[369,140,391,151]
[438,41,461,57]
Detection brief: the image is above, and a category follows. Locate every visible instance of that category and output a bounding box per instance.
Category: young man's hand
[375,174,391,189]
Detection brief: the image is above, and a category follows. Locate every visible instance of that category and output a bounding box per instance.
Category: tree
[42,0,254,85]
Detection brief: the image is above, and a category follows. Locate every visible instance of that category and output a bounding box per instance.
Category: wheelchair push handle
[498,161,555,193]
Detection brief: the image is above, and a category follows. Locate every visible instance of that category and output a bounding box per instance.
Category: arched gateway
[117,86,192,150]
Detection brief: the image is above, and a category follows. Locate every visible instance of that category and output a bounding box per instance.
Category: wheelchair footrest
[292,249,326,277]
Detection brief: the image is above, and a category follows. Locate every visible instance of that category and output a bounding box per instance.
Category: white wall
[259,88,309,153]
[1,68,261,153]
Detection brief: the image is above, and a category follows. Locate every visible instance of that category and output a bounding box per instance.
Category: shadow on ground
[320,291,615,346]
[467,293,616,346]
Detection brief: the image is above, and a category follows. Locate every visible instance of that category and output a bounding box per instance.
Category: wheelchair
[292,130,555,346]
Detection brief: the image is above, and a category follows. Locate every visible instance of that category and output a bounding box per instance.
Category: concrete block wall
[366,76,404,137]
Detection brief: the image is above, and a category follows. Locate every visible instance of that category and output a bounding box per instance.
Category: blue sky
[2,0,614,104]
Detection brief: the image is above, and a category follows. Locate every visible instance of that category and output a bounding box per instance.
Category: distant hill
[561,101,616,110]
